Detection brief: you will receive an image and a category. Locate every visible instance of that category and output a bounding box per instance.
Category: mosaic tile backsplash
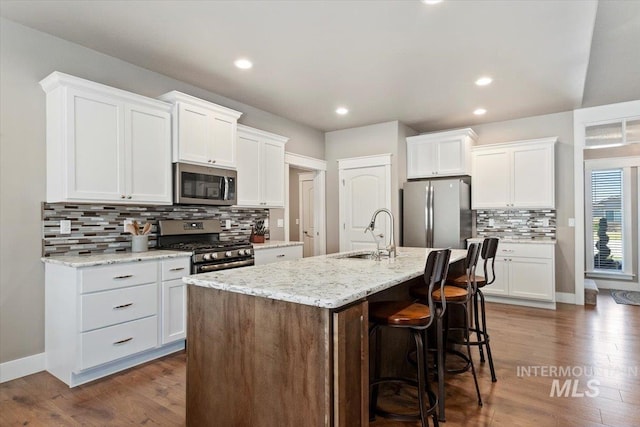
[42,203,268,256]
[475,209,556,240]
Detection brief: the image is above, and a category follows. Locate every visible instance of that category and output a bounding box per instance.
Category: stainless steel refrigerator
[402,177,472,249]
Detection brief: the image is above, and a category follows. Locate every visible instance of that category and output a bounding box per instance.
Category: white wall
[470,111,576,294]
[0,18,324,364]
[324,121,415,254]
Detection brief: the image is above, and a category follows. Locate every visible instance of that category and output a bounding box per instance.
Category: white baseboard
[0,352,45,383]
[483,295,556,310]
[555,292,577,305]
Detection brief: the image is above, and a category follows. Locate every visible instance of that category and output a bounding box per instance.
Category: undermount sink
[341,252,390,260]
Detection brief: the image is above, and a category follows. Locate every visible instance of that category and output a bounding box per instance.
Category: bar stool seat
[370,301,432,326]
[431,286,468,302]
[447,274,487,288]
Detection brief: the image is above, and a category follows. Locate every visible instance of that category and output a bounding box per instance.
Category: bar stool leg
[369,326,382,419]
[411,330,430,427]
[473,293,485,363]
[479,291,497,382]
[463,304,483,407]
[436,315,446,422]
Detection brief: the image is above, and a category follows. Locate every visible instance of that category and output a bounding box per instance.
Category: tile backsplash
[42,203,268,256]
[476,209,556,240]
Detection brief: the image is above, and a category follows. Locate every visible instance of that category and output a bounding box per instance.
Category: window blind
[590,169,623,271]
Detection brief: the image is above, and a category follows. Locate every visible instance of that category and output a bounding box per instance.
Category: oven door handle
[196,259,254,273]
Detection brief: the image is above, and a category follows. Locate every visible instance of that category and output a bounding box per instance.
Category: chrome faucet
[364,208,396,259]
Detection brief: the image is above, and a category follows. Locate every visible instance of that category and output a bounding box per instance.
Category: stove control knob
[203,253,211,261]
[225,251,233,257]
[238,249,245,256]
[211,253,218,259]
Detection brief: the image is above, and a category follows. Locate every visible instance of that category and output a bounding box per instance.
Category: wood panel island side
[183,247,466,426]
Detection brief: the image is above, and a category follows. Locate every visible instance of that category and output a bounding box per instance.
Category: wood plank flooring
[2,291,639,426]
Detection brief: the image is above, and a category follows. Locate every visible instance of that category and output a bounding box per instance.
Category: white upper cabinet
[236,125,288,208]
[472,137,556,209]
[406,128,477,178]
[40,72,172,205]
[158,91,242,169]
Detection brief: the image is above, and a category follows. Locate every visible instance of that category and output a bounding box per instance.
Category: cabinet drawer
[496,243,553,259]
[78,315,158,370]
[80,283,158,332]
[254,245,303,266]
[162,258,191,281]
[80,262,157,293]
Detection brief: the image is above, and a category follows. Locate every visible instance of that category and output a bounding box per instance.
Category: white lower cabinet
[254,245,303,266]
[44,256,190,387]
[476,241,555,306]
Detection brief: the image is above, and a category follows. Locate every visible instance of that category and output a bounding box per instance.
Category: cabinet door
[161,279,187,344]
[236,133,262,206]
[125,104,172,204]
[177,103,210,164]
[407,139,436,178]
[508,257,554,301]
[66,89,125,201]
[261,140,285,207]
[479,258,510,297]
[210,114,237,168]
[471,149,510,209]
[511,145,554,208]
[436,137,466,176]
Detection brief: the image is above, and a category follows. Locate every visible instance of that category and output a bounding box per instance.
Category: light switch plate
[488,218,495,227]
[568,218,575,227]
[225,219,231,229]
[277,219,284,228]
[542,218,550,227]
[60,220,71,234]
[123,219,133,232]
[264,219,269,229]
[295,219,299,225]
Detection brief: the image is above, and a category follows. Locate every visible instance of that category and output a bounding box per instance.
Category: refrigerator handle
[428,185,435,247]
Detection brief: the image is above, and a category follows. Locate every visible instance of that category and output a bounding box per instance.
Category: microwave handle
[222,176,229,200]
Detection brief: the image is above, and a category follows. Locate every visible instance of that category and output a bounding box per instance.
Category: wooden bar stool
[447,237,499,382]
[411,243,483,420]
[369,249,451,427]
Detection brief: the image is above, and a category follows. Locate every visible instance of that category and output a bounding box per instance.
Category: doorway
[299,173,315,257]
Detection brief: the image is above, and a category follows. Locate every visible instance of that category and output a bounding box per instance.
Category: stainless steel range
[157,219,254,274]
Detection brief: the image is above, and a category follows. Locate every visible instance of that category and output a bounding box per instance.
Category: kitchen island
[183,247,466,426]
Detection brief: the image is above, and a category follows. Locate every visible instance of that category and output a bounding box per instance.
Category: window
[584,158,638,279]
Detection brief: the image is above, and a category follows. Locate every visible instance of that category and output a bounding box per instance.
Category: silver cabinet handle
[113,337,133,345]
[113,274,133,279]
[276,254,285,258]
[169,267,185,272]
[121,195,125,199]
[501,249,514,253]
[113,302,133,310]
[127,195,132,199]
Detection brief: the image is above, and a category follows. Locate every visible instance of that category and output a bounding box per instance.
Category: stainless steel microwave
[173,163,237,206]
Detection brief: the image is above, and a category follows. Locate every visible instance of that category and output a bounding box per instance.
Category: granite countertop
[41,250,192,268]
[252,240,304,250]
[183,247,467,309]
[468,237,556,245]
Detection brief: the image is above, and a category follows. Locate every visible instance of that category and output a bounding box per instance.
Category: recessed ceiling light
[336,107,349,115]
[422,0,443,4]
[475,76,493,86]
[474,108,487,116]
[234,58,253,70]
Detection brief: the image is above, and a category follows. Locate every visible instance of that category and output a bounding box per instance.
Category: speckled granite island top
[41,250,191,267]
[183,247,467,309]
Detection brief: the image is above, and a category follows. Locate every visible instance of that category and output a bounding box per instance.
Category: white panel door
[236,134,262,206]
[300,175,315,257]
[261,140,285,207]
[407,139,436,178]
[66,89,124,201]
[436,138,465,175]
[125,105,172,204]
[508,258,554,301]
[472,149,510,209]
[210,114,236,168]
[177,103,210,164]
[161,279,187,344]
[340,165,390,251]
[512,146,554,208]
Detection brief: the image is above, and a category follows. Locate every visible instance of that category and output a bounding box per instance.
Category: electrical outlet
[488,218,495,227]
[264,219,269,229]
[225,219,232,229]
[295,219,300,225]
[542,218,550,227]
[568,218,575,227]
[123,219,133,232]
[60,220,71,234]
[277,219,284,228]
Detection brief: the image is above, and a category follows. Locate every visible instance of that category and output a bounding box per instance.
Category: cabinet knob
[208,159,212,163]
[127,195,132,199]
[211,159,216,163]
[121,195,125,199]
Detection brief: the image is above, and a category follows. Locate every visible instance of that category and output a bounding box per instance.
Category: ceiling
[1,1,639,133]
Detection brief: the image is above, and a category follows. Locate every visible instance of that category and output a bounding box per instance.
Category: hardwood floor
[2,291,639,426]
